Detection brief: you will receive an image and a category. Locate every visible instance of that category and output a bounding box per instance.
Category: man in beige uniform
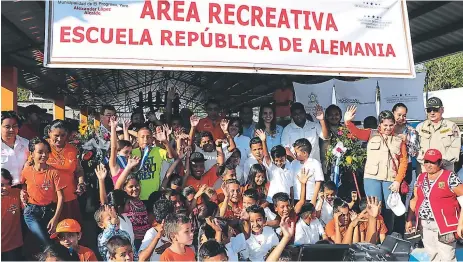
[416,97,461,172]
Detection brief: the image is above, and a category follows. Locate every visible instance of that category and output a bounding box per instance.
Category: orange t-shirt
[185,166,218,191]
[196,117,225,140]
[160,246,196,261]
[219,200,243,219]
[47,142,79,202]
[1,187,23,252]
[359,215,388,235]
[273,88,293,118]
[325,219,348,243]
[77,245,98,262]
[21,165,65,206]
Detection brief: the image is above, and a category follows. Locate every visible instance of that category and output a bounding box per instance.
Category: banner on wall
[44,0,415,77]
[378,73,426,120]
[294,80,333,121]
[334,79,377,121]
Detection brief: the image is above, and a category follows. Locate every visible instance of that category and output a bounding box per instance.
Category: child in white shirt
[245,205,279,261]
[294,203,328,245]
[290,138,324,204]
[315,181,337,226]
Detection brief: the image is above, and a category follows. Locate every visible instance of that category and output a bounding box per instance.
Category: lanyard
[138,146,151,171]
[116,155,127,169]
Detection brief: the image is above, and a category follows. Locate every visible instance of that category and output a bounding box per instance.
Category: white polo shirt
[281,120,327,162]
[1,136,29,185]
[294,218,325,245]
[139,227,170,261]
[291,158,324,201]
[246,226,279,261]
[263,160,292,203]
[243,155,259,185]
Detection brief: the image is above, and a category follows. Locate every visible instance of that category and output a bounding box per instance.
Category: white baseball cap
[387,192,406,216]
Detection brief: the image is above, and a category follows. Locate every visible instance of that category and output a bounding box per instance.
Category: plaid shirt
[403,125,419,163]
[97,223,138,261]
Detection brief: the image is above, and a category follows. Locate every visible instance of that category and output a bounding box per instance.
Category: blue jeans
[24,204,55,247]
[364,178,395,233]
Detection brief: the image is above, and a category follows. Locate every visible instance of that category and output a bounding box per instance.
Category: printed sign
[44,0,415,77]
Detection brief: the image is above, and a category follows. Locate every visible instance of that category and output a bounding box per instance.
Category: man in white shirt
[1,135,28,185]
[295,203,328,245]
[281,102,329,162]
[290,138,324,204]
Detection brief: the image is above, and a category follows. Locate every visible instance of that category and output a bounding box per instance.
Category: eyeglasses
[426,108,440,113]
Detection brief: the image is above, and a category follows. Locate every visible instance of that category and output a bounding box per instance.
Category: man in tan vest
[416,97,461,172]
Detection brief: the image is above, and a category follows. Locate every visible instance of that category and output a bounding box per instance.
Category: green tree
[18,87,30,101]
[424,52,463,91]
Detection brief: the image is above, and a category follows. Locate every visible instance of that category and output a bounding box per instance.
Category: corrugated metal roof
[2,1,463,111]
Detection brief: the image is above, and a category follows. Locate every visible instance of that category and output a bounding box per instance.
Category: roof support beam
[415,44,463,64]
[412,18,463,45]
[408,1,450,19]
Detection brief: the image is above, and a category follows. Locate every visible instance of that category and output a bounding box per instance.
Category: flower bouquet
[72,119,110,170]
[326,126,366,172]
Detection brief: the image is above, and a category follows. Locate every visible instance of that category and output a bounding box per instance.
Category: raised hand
[109,117,118,129]
[366,196,381,218]
[163,124,173,138]
[221,183,230,199]
[155,126,167,143]
[297,168,312,185]
[280,216,295,239]
[106,205,119,225]
[206,217,222,232]
[194,184,207,199]
[351,210,368,227]
[190,115,200,127]
[122,119,132,131]
[240,208,250,221]
[220,119,229,133]
[315,104,325,121]
[127,156,141,168]
[255,129,267,142]
[167,87,176,100]
[344,105,357,122]
[95,163,107,181]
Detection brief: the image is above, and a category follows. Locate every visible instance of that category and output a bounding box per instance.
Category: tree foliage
[424,52,463,91]
[18,87,30,101]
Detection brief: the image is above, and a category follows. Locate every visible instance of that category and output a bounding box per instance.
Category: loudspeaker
[298,244,350,261]
[381,234,412,254]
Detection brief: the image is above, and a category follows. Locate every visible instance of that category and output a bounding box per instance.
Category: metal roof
[2,1,463,113]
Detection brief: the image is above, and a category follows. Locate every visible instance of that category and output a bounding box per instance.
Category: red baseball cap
[50,219,81,239]
[423,149,442,163]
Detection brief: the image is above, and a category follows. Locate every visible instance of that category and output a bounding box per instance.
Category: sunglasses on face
[426,108,440,113]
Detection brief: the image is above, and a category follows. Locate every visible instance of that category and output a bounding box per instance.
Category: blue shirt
[242,122,257,138]
[265,125,284,151]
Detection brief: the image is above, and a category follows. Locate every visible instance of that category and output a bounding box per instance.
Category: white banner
[379,73,426,120]
[294,80,334,121]
[426,89,463,119]
[334,79,377,121]
[44,0,415,78]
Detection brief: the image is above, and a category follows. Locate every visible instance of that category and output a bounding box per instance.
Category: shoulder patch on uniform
[421,129,431,134]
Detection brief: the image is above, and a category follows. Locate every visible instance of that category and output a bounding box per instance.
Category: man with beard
[416,97,461,172]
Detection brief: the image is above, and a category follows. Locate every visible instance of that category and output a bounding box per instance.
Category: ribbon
[116,155,128,169]
[137,146,151,171]
[334,157,341,188]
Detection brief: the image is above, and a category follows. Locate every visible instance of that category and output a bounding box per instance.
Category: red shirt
[1,187,23,252]
[196,117,225,140]
[273,88,293,118]
[185,165,218,191]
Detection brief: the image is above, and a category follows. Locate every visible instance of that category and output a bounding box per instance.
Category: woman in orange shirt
[21,137,64,247]
[46,120,85,223]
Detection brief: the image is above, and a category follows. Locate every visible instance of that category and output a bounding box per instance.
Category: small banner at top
[44,0,415,78]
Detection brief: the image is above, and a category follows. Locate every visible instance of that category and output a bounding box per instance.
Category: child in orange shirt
[50,219,97,261]
[21,137,64,248]
[1,168,23,261]
[160,214,195,261]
